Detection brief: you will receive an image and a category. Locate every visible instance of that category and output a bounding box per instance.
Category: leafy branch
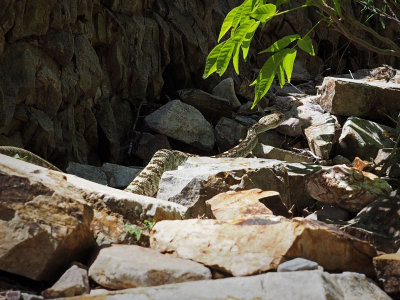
[203,0,400,108]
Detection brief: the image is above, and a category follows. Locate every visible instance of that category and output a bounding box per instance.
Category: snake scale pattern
[0,112,285,197]
[124,112,286,197]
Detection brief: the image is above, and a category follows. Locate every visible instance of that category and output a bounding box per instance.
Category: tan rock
[88,245,211,289]
[305,165,392,212]
[68,270,390,300]
[206,189,291,220]
[42,265,89,298]
[318,77,400,118]
[150,218,376,276]
[0,154,94,281]
[373,253,400,295]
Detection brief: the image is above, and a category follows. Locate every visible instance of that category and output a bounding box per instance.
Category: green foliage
[125,225,142,241]
[125,220,156,241]
[204,0,399,108]
[203,0,316,108]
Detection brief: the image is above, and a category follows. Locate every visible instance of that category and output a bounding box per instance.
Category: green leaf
[241,21,260,61]
[144,220,156,230]
[125,225,142,241]
[277,64,285,87]
[282,48,297,82]
[251,4,277,23]
[252,50,288,107]
[216,39,236,75]
[259,34,301,53]
[333,0,342,17]
[218,7,240,42]
[218,20,256,75]
[232,0,254,30]
[297,36,315,56]
[203,41,227,79]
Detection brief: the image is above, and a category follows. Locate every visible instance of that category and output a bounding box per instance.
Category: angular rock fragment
[0,154,94,281]
[178,89,233,124]
[214,117,247,153]
[66,270,390,300]
[211,77,241,108]
[133,132,171,164]
[88,245,211,289]
[205,189,279,220]
[374,253,400,295]
[66,162,108,185]
[157,157,318,217]
[318,77,400,118]
[338,116,395,160]
[305,165,392,212]
[342,190,400,253]
[42,265,89,298]
[150,218,376,276]
[252,145,314,163]
[101,163,142,189]
[144,100,215,151]
[304,113,338,159]
[277,258,319,272]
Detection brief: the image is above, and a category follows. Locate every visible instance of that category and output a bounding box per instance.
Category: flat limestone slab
[150,218,376,276]
[58,270,390,300]
[318,77,400,118]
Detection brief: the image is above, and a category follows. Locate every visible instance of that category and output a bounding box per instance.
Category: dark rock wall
[0,0,398,166]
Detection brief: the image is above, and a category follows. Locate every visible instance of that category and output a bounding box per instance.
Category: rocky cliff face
[0,0,398,166]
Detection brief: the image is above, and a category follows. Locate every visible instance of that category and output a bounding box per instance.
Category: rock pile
[0,68,399,299]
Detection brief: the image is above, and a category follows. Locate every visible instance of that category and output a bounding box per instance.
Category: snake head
[259,112,286,128]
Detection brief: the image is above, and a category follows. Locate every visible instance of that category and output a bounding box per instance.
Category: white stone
[74,270,390,300]
[89,245,211,289]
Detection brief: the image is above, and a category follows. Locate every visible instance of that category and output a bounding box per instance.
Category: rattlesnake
[0,112,286,197]
[124,112,286,197]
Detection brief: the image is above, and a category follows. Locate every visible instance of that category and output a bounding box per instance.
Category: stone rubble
[0,41,399,299]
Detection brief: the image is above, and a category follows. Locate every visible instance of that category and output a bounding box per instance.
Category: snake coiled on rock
[0,112,286,197]
[124,112,286,197]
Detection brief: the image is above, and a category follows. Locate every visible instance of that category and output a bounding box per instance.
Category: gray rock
[178,89,233,123]
[214,117,247,153]
[70,270,390,300]
[276,117,303,137]
[257,131,286,148]
[157,157,319,217]
[134,133,171,164]
[66,162,108,185]
[101,163,142,189]
[318,77,400,118]
[332,155,351,165]
[42,265,89,298]
[315,206,351,222]
[88,244,211,289]
[234,114,258,126]
[211,78,241,108]
[338,116,395,160]
[252,145,314,163]
[277,258,319,272]
[144,100,215,152]
[342,190,400,253]
[304,113,338,159]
